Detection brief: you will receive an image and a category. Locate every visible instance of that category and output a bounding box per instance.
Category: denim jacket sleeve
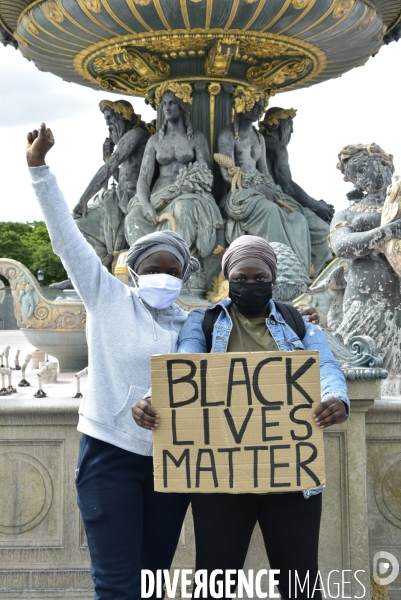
[177,308,208,353]
[302,320,350,420]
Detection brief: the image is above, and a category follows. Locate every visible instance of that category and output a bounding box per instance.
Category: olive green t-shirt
[227,303,279,353]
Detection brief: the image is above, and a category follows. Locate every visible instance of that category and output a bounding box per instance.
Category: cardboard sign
[152,351,325,494]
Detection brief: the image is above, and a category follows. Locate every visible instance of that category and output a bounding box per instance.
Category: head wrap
[222,235,278,283]
[125,230,200,283]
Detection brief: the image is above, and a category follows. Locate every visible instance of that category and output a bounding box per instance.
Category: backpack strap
[202,305,223,353]
[202,302,305,353]
[274,302,306,340]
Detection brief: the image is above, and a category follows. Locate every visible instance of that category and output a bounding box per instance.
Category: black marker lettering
[196,449,218,488]
[261,406,282,442]
[226,358,252,406]
[200,359,224,406]
[244,446,269,488]
[296,442,320,486]
[285,357,316,406]
[172,410,194,445]
[167,359,198,407]
[252,357,283,406]
[218,447,241,488]
[290,404,313,440]
[203,408,210,445]
[270,445,291,487]
[163,449,191,488]
[224,408,253,443]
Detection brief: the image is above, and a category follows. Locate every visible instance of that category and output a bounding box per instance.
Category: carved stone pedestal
[0,381,389,599]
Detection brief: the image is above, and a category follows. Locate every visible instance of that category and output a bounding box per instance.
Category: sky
[0,40,401,222]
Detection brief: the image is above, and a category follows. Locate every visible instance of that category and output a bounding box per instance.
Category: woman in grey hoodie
[26,123,199,600]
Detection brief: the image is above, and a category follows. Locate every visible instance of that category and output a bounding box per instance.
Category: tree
[0,221,66,285]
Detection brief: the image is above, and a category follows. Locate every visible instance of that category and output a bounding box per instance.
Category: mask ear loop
[127,265,139,290]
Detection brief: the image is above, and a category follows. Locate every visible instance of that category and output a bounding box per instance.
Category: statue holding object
[329,143,401,386]
[217,87,311,278]
[72,100,150,268]
[260,107,333,277]
[124,83,224,258]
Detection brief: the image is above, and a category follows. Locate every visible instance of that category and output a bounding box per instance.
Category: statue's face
[102,108,125,144]
[344,153,390,194]
[161,92,182,122]
[243,99,265,123]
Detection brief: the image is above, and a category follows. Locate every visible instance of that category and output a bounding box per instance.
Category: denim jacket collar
[217,298,286,325]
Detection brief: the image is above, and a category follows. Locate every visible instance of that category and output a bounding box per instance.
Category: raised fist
[26,123,54,167]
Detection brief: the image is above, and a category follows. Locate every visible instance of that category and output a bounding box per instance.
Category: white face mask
[133,272,182,309]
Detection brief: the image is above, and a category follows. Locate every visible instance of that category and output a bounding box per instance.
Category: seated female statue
[217,86,311,278]
[124,83,223,258]
[330,143,401,378]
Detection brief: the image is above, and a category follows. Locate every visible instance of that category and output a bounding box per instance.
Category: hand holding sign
[132,397,159,431]
[151,351,329,494]
[313,397,346,428]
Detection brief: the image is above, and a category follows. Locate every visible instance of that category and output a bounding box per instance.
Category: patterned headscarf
[125,231,200,283]
[222,235,278,283]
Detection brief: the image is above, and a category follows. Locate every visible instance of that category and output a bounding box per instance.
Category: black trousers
[191,492,322,600]
[76,434,190,600]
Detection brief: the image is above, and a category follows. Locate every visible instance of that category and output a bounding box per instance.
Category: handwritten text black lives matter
[151,351,325,494]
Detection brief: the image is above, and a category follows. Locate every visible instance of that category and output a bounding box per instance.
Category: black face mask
[229,282,273,315]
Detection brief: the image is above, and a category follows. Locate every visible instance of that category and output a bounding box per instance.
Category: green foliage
[0,221,66,285]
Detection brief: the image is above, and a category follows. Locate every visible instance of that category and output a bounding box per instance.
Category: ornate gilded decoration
[21,13,39,36]
[348,203,383,214]
[238,39,299,59]
[208,82,221,158]
[380,180,401,277]
[132,0,152,5]
[41,0,64,23]
[146,35,209,53]
[214,153,243,190]
[72,30,327,97]
[78,42,170,95]
[262,107,297,127]
[0,259,86,332]
[292,0,313,8]
[247,57,312,91]
[82,0,102,11]
[232,85,268,113]
[205,37,239,77]
[99,99,134,121]
[154,81,193,105]
[333,0,355,19]
[206,271,229,304]
[328,221,352,250]
[92,46,170,78]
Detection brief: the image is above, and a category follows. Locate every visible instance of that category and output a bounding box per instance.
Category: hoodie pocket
[113,385,139,419]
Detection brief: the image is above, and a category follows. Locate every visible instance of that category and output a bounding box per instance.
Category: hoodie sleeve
[29,165,127,312]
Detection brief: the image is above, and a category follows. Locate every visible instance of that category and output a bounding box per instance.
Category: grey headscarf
[222,235,278,283]
[125,230,200,283]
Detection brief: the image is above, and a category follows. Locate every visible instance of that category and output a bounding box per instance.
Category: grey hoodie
[30,166,188,456]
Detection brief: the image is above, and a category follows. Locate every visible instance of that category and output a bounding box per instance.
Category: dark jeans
[76,434,189,600]
[191,492,322,600]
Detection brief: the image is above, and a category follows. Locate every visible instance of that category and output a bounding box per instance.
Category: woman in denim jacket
[136,235,349,600]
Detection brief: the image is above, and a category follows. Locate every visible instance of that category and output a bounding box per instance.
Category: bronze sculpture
[330,143,401,380]
[124,83,224,259]
[72,100,150,268]
[217,87,311,277]
[260,107,334,276]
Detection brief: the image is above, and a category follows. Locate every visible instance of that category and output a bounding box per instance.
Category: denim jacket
[177,299,350,498]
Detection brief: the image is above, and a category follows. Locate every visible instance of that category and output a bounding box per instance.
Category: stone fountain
[1,1,401,598]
